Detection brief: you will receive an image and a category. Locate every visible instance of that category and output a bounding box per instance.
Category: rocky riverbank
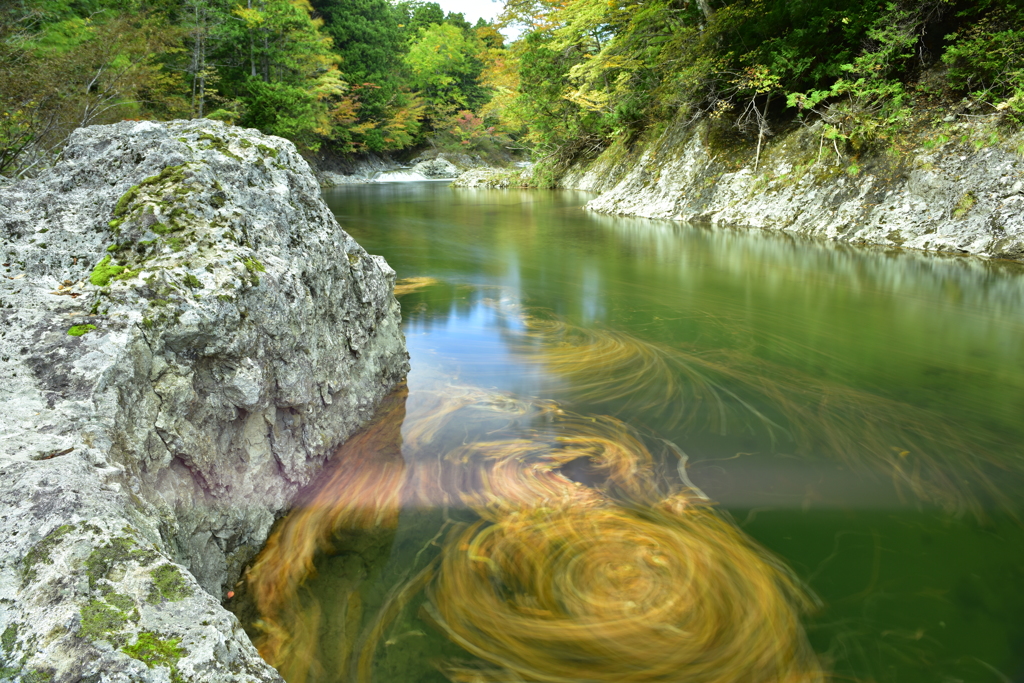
[0,119,408,681]
[316,152,474,186]
[456,116,1024,261]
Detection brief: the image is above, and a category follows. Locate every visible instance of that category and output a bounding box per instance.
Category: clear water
[235,181,1024,683]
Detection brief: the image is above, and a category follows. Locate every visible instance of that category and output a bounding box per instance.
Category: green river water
[237,181,1024,683]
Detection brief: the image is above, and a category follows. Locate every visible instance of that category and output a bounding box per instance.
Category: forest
[2,0,1023,179]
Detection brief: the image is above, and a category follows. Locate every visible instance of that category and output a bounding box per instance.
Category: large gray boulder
[0,119,408,681]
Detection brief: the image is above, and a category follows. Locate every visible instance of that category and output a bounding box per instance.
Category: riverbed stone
[0,119,409,681]
[409,157,460,179]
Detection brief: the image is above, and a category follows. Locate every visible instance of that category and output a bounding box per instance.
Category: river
[233,181,1024,683]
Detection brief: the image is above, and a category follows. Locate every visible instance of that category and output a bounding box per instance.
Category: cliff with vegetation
[452,0,1024,259]
[553,113,1024,259]
[0,119,408,681]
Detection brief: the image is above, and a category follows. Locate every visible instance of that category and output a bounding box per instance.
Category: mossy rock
[89,256,127,286]
[85,536,157,588]
[21,525,74,583]
[123,631,187,682]
[79,599,133,644]
[146,564,193,604]
[67,324,97,337]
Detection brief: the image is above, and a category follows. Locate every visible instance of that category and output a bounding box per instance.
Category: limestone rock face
[0,119,408,681]
[451,167,530,189]
[561,119,1024,261]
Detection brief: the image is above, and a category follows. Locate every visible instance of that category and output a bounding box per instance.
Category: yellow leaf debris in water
[394,277,439,296]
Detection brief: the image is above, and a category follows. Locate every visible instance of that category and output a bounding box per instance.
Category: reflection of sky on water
[403,294,528,393]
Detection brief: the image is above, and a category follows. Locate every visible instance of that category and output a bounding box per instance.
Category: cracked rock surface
[560,119,1024,261]
[0,119,408,682]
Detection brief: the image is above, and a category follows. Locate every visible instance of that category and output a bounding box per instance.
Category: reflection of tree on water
[237,378,823,683]
[486,298,1020,519]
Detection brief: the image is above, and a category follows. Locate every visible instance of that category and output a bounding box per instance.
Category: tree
[1,3,184,178]
[403,22,487,123]
[312,0,402,76]
[393,1,445,35]
[229,0,357,150]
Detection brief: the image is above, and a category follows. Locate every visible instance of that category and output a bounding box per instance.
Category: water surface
[237,181,1024,683]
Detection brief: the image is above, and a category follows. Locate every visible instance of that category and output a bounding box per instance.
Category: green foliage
[311,0,404,119]
[8,0,1021,170]
[493,0,1024,170]
[943,2,1024,124]
[0,105,40,179]
[404,22,487,122]
[505,30,607,166]
[397,2,442,29]
[1,0,509,162]
[0,4,185,178]
[227,0,357,151]
[242,79,319,145]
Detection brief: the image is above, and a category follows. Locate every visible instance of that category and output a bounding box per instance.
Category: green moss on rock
[21,669,54,683]
[113,187,141,219]
[79,599,131,643]
[197,133,242,161]
[953,191,977,218]
[242,257,265,274]
[22,524,74,583]
[123,632,186,682]
[240,257,265,286]
[99,587,136,614]
[67,324,97,337]
[113,164,189,218]
[90,256,127,286]
[147,564,193,604]
[85,536,157,588]
[2,624,18,653]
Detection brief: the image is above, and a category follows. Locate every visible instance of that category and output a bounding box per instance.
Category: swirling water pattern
[231,182,1024,683]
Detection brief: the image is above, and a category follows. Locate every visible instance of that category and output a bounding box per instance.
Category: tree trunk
[696,0,714,21]
[248,0,257,78]
[754,93,770,172]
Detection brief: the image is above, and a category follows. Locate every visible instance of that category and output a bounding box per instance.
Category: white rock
[0,119,408,681]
